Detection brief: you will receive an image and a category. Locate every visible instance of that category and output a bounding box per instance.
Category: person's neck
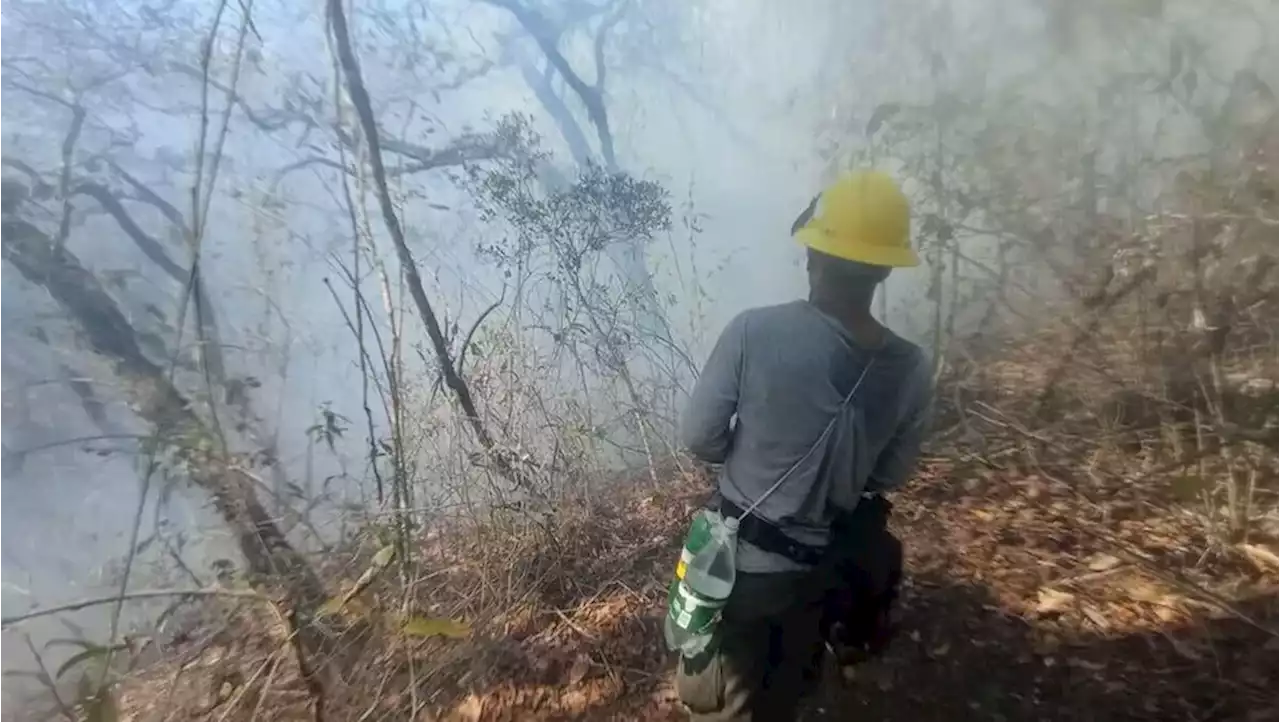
[810,293,886,350]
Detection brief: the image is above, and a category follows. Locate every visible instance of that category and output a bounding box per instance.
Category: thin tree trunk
[1,217,330,654]
[327,0,538,499]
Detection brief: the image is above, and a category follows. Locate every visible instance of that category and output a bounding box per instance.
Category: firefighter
[676,171,933,721]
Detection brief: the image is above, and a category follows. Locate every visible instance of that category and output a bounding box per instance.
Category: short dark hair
[808,248,891,288]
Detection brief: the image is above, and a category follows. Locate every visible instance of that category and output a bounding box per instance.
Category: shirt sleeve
[866,353,934,493]
[680,313,747,464]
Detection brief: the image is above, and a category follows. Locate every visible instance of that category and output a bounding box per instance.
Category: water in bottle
[663,510,738,656]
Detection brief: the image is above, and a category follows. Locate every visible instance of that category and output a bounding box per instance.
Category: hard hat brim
[795,227,920,268]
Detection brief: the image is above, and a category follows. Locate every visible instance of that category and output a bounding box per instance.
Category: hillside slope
[111,444,1277,721]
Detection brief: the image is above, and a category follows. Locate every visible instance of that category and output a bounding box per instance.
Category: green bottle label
[666,579,726,635]
[665,510,732,644]
[675,511,714,581]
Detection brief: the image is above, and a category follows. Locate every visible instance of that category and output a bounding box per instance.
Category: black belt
[708,493,827,567]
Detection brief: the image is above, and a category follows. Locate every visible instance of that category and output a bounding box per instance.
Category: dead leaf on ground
[1086,552,1122,572]
[449,694,484,722]
[567,653,591,685]
[1121,577,1166,603]
[1081,604,1110,630]
[1162,633,1202,661]
[1033,631,1061,655]
[1239,545,1280,573]
[1068,657,1106,672]
[1035,587,1076,614]
[1155,603,1183,623]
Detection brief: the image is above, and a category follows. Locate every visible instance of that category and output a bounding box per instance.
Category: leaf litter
[111,447,1275,721]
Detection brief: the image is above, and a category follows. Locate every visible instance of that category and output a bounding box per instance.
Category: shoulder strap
[735,358,876,519]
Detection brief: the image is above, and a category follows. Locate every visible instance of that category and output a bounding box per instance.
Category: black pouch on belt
[705,491,827,567]
[823,495,902,660]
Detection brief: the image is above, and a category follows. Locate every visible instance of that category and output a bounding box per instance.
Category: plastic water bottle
[663,510,738,656]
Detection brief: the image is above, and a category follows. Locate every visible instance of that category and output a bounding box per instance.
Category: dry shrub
[114,462,709,722]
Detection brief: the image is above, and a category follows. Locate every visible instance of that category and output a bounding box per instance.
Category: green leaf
[318,585,374,618]
[371,544,396,569]
[400,616,471,639]
[1170,471,1209,501]
[56,643,127,680]
[44,637,100,652]
[317,596,347,618]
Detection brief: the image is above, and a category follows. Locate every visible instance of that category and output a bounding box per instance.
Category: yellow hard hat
[792,171,918,268]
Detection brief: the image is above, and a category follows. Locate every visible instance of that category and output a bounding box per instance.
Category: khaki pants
[675,570,823,722]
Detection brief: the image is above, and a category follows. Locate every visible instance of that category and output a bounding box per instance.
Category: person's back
[673,171,933,722]
[683,300,929,572]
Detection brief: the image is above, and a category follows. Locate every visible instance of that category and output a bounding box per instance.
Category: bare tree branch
[457,290,506,375]
[483,0,618,169]
[158,60,317,133]
[71,182,187,280]
[0,217,326,616]
[591,0,629,93]
[61,363,111,430]
[327,0,539,497]
[521,60,592,166]
[67,180,228,384]
[272,128,510,187]
[1,587,265,628]
[55,105,87,248]
[635,59,764,154]
[2,158,47,186]
[4,434,150,470]
[105,159,189,235]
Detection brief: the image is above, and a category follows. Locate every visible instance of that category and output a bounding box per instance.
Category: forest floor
[116,444,1279,722]
[110,290,1280,722]
[422,464,1278,722]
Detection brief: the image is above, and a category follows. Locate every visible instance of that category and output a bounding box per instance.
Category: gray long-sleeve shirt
[681,301,933,572]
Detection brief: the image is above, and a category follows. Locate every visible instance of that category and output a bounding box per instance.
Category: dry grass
[112,465,707,722]
[109,339,1278,721]
[110,135,1279,722]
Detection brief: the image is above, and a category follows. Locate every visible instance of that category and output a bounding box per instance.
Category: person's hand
[692,459,721,484]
